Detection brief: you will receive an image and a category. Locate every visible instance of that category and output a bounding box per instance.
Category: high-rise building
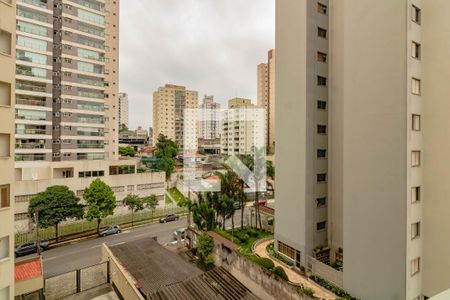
[15,0,119,162]
[198,95,220,140]
[221,98,264,156]
[152,84,198,150]
[118,92,129,129]
[257,49,275,148]
[275,1,450,299]
[0,0,16,298]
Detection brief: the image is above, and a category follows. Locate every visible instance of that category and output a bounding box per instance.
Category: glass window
[412,114,421,131]
[78,61,103,74]
[17,7,48,23]
[78,9,105,25]
[316,221,327,231]
[0,185,9,209]
[17,20,48,37]
[16,109,46,121]
[78,48,104,61]
[411,186,420,203]
[318,3,327,15]
[0,30,12,55]
[412,41,421,59]
[411,151,421,167]
[318,27,327,38]
[411,222,420,239]
[16,65,47,78]
[16,50,47,65]
[412,5,421,24]
[412,78,421,95]
[411,257,420,276]
[17,36,47,51]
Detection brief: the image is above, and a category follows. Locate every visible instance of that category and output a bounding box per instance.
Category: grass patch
[213,227,272,256]
[167,187,186,205]
[266,242,295,267]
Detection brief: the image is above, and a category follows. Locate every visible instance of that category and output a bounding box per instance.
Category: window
[0,81,11,106]
[278,241,295,260]
[412,78,421,95]
[317,76,327,86]
[0,30,12,55]
[0,236,9,259]
[0,134,10,157]
[317,173,327,183]
[318,2,327,15]
[317,125,327,134]
[317,149,327,158]
[0,185,10,209]
[411,257,420,276]
[318,27,327,38]
[411,186,421,203]
[316,197,327,208]
[317,221,327,231]
[412,41,421,59]
[317,51,327,63]
[412,5,421,24]
[317,100,327,110]
[411,222,420,239]
[412,114,421,131]
[412,151,421,167]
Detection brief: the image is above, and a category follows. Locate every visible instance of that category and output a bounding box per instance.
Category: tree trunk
[131,211,134,227]
[55,224,59,243]
[241,182,245,228]
[222,215,226,230]
[231,212,235,242]
[255,191,262,229]
[97,219,101,234]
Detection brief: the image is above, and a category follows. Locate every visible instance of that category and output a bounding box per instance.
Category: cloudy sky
[119,0,275,130]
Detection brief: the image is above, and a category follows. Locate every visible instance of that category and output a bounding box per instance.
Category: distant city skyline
[119,0,275,129]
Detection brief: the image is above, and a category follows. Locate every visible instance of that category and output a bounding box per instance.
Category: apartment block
[118,92,129,129]
[221,98,264,156]
[198,95,220,140]
[0,0,16,298]
[15,0,119,162]
[257,49,275,148]
[275,1,450,299]
[152,84,198,150]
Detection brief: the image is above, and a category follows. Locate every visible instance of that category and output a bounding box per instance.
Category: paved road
[17,209,249,278]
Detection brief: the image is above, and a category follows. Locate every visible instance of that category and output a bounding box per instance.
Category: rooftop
[15,257,42,282]
[109,237,258,300]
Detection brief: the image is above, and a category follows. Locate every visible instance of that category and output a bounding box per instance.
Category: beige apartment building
[152,84,198,151]
[15,0,119,162]
[257,49,275,148]
[0,0,16,298]
[118,92,129,129]
[275,1,450,300]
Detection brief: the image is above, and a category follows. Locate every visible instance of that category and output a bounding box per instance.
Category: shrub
[256,257,275,270]
[299,285,315,297]
[310,275,359,300]
[273,266,289,281]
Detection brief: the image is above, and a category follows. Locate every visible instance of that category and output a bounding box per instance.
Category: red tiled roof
[15,258,42,282]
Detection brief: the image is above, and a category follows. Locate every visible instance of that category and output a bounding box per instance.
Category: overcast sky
[119,0,275,130]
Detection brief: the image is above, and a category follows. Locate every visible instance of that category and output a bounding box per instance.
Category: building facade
[221,98,264,156]
[275,1,450,300]
[0,0,16,298]
[15,0,119,162]
[257,49,275,149]
[152,84,198,150]
[118,92,128,129]
[198,95,220,140]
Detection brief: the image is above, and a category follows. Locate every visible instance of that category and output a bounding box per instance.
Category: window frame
[411,5,421,25]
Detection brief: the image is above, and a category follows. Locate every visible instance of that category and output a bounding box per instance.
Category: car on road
[159,214,180,223]
[172,227,187,240]
[15,240,49,257]
[99,225,121,237]
[233,201,241,210]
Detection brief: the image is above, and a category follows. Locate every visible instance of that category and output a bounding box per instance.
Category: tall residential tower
[0,0,16,298]
[257,49,275,148]
[118,92,129,129]
[275,1,450,299]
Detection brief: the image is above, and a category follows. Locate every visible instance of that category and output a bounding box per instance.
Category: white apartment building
[118,92,129,129]
[0,0,16,298]
[198,95,220,140]
[275,1,450,299]
[221,98,265,156]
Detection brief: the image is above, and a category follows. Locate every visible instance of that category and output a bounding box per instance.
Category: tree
[143,194,159,221]
[154,134,179,180]
[191,193,216,231]
[221,195,236,232]
[84,179,116,234]
[197,148,206,155]
[123,194,144,227]
[28,186,84,242]
[119,146,136,157]
[217,165,246,229]
[119,123,128,132]
[196,233,215,268]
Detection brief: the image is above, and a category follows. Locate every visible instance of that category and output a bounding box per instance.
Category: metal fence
[16,205,187,245]
[44,262,108,300]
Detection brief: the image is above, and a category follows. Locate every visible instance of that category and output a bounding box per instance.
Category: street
[17,209,249,278]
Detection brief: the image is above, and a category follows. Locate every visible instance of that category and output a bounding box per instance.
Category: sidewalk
[253,239,336,300]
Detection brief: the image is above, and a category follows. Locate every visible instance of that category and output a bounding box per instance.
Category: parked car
[15,241,49,258]
[99,225,121,237]
[159,214,180,223]
[233,201,241,210]
[172,228,187,240]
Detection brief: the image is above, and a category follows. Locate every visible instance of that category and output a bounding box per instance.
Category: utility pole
[34,210,41,256]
